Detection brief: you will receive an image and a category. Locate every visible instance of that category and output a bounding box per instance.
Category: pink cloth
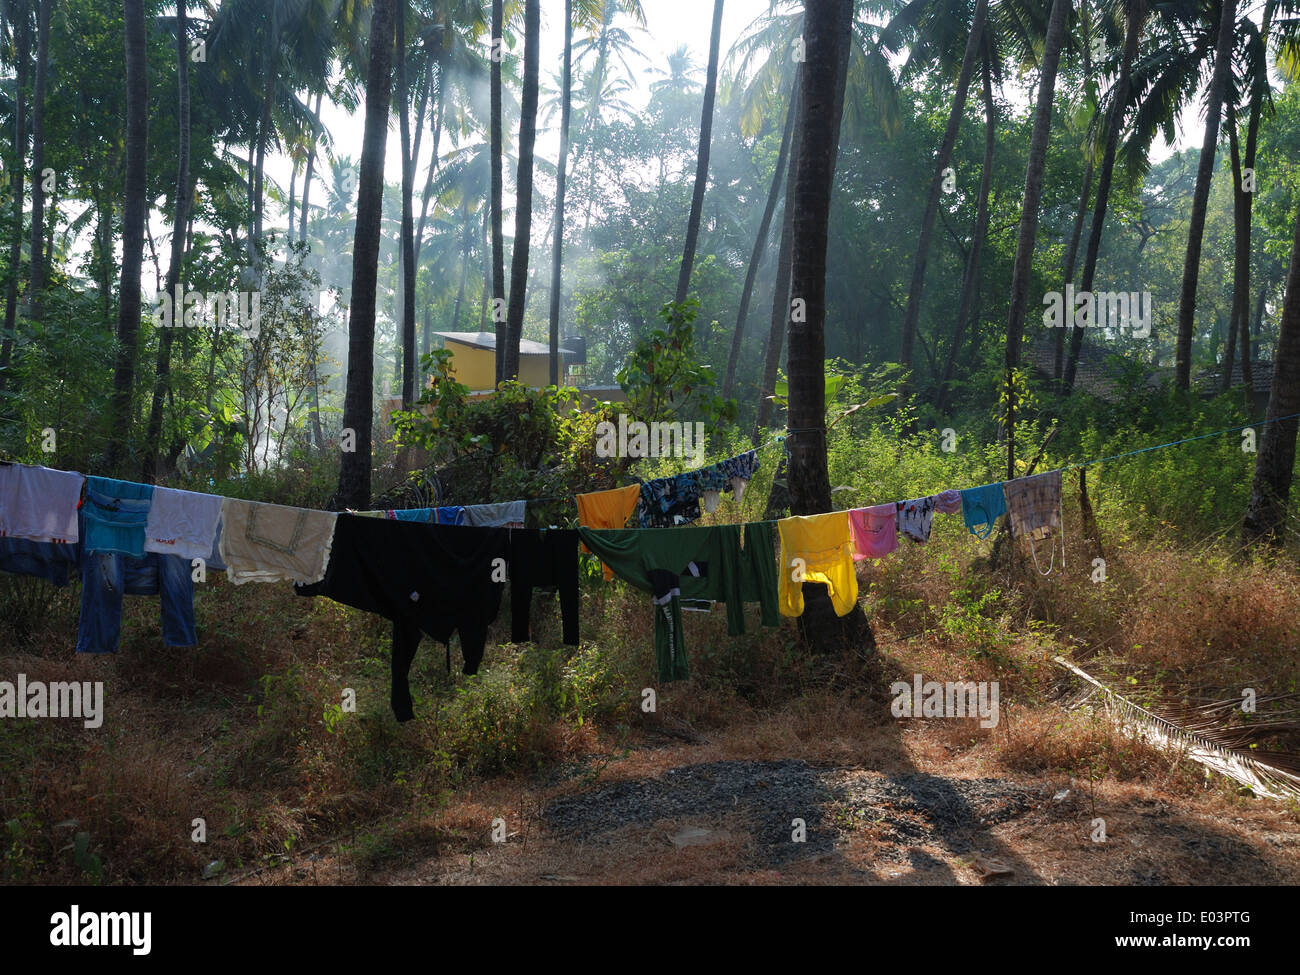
[848,503,898,561]
[935,489,963,514]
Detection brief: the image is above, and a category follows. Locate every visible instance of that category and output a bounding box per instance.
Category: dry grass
[3,496,1300,884]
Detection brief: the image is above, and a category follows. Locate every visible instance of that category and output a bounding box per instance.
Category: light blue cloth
[392,505,464,525]
[960,482,1006,540]
[83,477,155,557]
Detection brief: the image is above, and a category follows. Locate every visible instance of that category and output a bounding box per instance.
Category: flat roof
[433,331,574,357]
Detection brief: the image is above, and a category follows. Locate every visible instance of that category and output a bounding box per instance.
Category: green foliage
[616,299,737,426]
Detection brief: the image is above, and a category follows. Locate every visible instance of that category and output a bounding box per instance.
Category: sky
[267,0,775,202]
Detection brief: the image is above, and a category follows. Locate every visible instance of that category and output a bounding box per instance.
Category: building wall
[443,341,496,390]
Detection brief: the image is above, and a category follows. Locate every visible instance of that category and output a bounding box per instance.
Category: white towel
[0,463,83,543]
[144,486,224,561]
[218,498,337,585]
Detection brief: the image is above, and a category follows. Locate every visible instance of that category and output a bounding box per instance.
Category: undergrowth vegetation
[4,380,1300,883]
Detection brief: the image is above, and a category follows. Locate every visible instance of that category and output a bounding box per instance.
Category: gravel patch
[542,760,1044,867]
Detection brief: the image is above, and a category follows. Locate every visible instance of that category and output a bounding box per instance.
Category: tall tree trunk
[898,0,989,379]
[452,204,471,330]
[480,206,490,333]
[1240,73,1264,400]
[27,0,51,326]
[490,0,506,382]
[335,0,396,509]
[753,66,803,441]
[415,58,443,267]
[1003,0,1068,478]
[1243,194,1300,542]
[501,0,540,382]
[1175,0,1238,390]
[787,0,871,655]
[398,0,416,407]
[1056,0,1094,383]
[286,160,296,245]
[724,69,797,399]
[674,0,725,304]
[548,0,573,386]
[107,0,149,473]
[253,2,279,245]
[1064,0,1144,393]
[143,0,192,482]
[1223,113,1244,390]
[0,18,29,395]
[299,90,323,242]
[938,55,996,414]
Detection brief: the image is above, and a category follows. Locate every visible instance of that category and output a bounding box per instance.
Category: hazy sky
[270,0,775,199]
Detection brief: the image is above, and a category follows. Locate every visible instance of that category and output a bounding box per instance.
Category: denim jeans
[0,537,78,586]
[76,549,197,654]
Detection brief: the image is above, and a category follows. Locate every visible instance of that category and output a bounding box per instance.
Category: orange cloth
[576,484,642,580]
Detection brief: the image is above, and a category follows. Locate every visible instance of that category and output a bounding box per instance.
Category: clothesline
[2,413,1293,724]
[1,410,1292,525]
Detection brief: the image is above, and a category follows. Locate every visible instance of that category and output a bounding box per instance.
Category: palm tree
[1243,190,1300,542]
[298,90,326,241]
[490,0,506,383]
[1175,0,1239,390]
[755,70,802,441]
[397,0,417,407]
[1003,0,1069,478]
[723,70,798,398]
[501,0,539,382]
[937,53,997,412]
[787,0,872,653]
[0,2,30,397]
[548,0,575,386]
[674,0,725,304]
[105,0,149,473]
[26,0,50,327]
[335,0,397,510]
[143,0,194,482]
[888,0,990,380]
[1064,0,1148,391]
[1222,11,1273,396]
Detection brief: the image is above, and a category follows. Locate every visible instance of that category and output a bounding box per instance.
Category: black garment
[296,515,508,721]
[507,528,579,646]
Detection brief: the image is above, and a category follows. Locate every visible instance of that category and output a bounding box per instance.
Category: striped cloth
[1003,470,1062,541]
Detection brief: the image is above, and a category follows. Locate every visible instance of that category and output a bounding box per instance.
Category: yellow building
[433,331,567,393]
[430,331,626,405]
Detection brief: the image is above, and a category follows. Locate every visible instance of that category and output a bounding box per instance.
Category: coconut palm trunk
[0,18,29,397]
[335,0,397,510]
[143,0,192,482]
[1003,0,1068,477]
[548,0,574,386]
[106,0,150,473]
[490,0,506,382]
[938,55,996,413]
[398,0,417,407]
[898,0,989,378]
[1064,0,1144,392]
[501,0,540,382]
[27,0,51,325]
[1243,192,1300,543]
[723,70,797,399]
[674,0,724,304]
[1174,0,1238,390]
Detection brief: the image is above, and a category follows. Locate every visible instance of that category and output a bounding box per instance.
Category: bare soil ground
[243,716,1300,886]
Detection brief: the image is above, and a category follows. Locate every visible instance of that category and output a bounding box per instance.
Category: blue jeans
[76,550,197,654]
[0,537,78,586]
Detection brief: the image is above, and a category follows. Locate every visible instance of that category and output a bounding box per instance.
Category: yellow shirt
[777,511,858,617]
[576,484,642,581]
